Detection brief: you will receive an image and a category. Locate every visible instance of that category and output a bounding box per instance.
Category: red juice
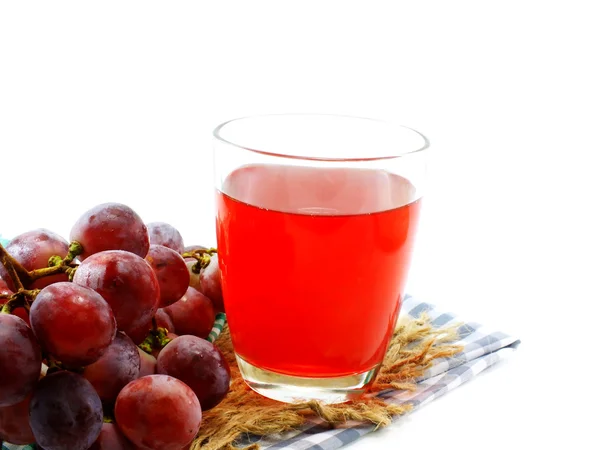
[216,164,421,378]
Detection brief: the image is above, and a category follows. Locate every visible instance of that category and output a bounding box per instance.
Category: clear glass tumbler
[213,114,428,404]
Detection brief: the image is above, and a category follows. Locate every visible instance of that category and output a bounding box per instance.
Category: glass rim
[213,113,430,162]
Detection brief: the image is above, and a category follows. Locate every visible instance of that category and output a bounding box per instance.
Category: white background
[1,1,598,448]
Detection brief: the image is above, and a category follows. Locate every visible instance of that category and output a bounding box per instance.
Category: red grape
[0,314,42,407]
[83,332,140,404]
[157,335,231,410]
[73,250,159,336]
[0,394,35,445]
[196,256,224,313]
[11,308,29,325]
[123,308,174,345]
[70,203,149,260]
[146,222,184,254]
[127,320,151,345]
[30,371,103,450]
[155,308,175,331]
[89,422,134,450]
[164,287,215,338]
[0,229,69,290]
[115,375,202,450]
[146,245,190,307]
[138,348,157,377]
[30,282,116,366]
[7,307,29,325]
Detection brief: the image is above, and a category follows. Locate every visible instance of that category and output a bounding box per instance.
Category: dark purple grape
[138,348,157,377]
[146,245,190,307]
[146,222,184,254]
[164,287,215,338]
[73,250,159,336]
[115,375,202,450]
[83,332,140,404]
[0,394,35,445]
[89,422,134,450]
[0,229,69,290]
[157,335,230,410]
[0,314,42,407]
[30,371,103,450]
[70,203,149,260]
[30,283,116,367]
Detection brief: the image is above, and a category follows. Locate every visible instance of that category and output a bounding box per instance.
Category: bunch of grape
[0,203,230,450]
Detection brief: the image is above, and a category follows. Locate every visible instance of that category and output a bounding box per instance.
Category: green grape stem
[138,326,172,354]
[181,248,217,274]
[28,265,68,281]
[154,327,172,348]
[180,248,218,259]
[1,290,38,314]
[0,296,22,314]
[64,241,83,264]
[138,334,155,354]
[29,241,83,282]
[65,266,78,281]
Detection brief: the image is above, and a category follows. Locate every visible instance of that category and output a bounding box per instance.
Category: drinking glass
[213,114,428,404]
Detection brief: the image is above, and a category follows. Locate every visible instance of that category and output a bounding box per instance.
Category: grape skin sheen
[115,375,202,450]
[70,203,149,259]
[29,371,103,450]
[73,250,159,336]
[30,282,117,367]
[0,315,42,407]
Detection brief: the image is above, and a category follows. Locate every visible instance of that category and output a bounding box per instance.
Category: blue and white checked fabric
[1,295,520,450]
[236,295,520,449]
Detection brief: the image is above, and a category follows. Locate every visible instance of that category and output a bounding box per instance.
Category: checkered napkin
[1,293,520,450]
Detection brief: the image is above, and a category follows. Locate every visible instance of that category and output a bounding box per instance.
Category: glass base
[236,354,379,404]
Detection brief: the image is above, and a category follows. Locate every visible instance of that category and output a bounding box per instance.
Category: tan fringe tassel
[191,314,463,450]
